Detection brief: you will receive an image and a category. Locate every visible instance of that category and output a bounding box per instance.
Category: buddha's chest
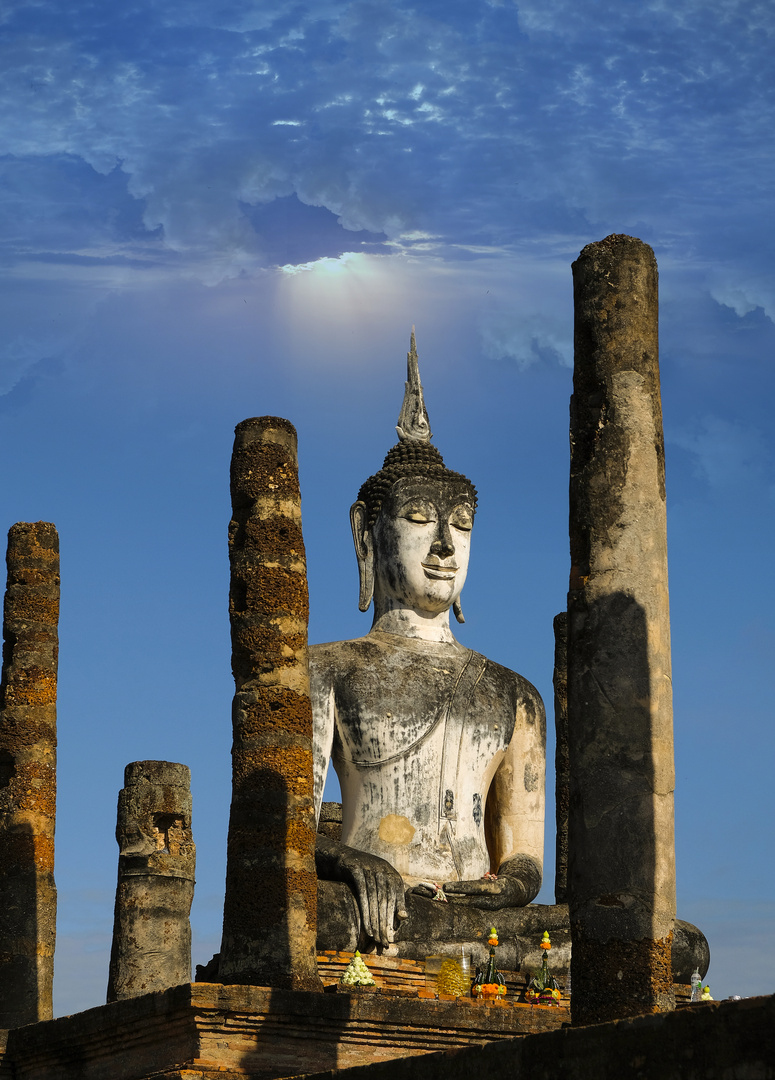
[331,652,513,774]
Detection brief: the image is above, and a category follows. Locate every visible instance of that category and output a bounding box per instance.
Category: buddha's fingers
[349,865,375,940]
[378,881,393,945]
[442,878,510,910]
[443,879,501,895]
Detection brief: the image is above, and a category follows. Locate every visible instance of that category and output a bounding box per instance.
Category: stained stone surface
[567,234,676,1025]
[107,760,195,1001]
[313,633,545,889]
[3,984,769,1080]
[316,879,707,986]
[219,416,322,992]
[1,980,571,1080]
[311,335,546,951]
[0,522,59,1028]
[552,612,569,905]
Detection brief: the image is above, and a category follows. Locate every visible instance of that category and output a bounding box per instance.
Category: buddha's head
[351,332,477,623]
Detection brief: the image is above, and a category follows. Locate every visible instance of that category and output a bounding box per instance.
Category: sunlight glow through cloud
[274,252,402,354]
[278,251,365,276]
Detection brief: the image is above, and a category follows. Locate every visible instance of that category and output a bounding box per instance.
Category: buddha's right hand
[315,835,408,947]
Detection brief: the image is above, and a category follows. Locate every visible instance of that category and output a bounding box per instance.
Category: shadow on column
[0,814,45,1029]
[568,591,674,1023]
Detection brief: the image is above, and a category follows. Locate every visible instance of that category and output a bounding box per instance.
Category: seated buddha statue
[311,333,546,950]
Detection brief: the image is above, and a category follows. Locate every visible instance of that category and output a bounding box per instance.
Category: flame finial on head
[356,329,477,531]
[353,329,477,623]
[395,328,432,444]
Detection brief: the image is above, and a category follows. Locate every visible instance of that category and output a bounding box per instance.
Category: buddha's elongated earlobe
[350,501,374,612]
[453,599,465,624]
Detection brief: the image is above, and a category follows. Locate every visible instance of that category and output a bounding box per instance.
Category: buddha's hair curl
[357,441,478,529]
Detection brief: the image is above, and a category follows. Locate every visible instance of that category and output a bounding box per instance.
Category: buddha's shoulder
[474,653,544,718]
[309,636,542,712]
[309,635,387,662]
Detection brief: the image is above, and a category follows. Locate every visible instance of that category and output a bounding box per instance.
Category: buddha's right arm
[315,834,408,948]
[487,682,546,877]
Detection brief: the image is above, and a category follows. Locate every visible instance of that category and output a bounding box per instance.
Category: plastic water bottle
[690,967,701,1002]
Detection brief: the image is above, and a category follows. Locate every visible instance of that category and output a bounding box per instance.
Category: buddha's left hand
[442,855,541,908]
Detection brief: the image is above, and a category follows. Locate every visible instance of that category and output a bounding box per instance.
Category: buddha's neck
[370,603,458,644]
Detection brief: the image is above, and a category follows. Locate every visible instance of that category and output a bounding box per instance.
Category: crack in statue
[311,331,546,948]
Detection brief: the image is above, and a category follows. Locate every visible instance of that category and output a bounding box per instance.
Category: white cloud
[480,311,571,370]
[0,0,771,303]
[710,278,775,323]
[670,416,771,490]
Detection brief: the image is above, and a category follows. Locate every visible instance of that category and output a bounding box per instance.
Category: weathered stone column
[567,234,676,1025]
[553,612,569,906]
[107,761,195,1001]
[219,417,322,991]
[0,522,59,1028]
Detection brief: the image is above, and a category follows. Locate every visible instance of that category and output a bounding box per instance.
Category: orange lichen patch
[230,579,309,633]
[31,834,55,871]
[223,864,319,924]
[292,867,320,919]
[9,568,58,587]
[231,626,307,671]
[284,818,318,852]
[13,787,58,818]
[9,520,60,539]
[2,671,57,707]
[239,565,309,619]
[228,804,315,839]
[241,517,307,562]
[0,831,55,872]
[3,761,57,817]
[231,439,302,504]
[231,746,314,797]
[0,713,56,748]
[236,688,313,737]
[4,592,60,625]
[2,629,59,654]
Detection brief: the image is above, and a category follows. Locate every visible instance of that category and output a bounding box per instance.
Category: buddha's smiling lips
[422,562,458,579]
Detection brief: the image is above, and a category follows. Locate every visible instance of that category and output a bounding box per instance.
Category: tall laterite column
[0,522,59,1027]
[219,417,322,991]
[568,235,676,1024]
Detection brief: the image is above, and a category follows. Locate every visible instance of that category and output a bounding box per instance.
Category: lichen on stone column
[0,522,59,1027]
[219,416,322,992]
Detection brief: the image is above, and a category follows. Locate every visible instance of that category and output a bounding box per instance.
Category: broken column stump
[107,761,195,1001]
[567,235,676,1025]
[218,417,322,992]
[0,522,59,1028]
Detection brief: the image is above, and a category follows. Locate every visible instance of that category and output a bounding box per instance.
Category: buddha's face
[371,477,474,616]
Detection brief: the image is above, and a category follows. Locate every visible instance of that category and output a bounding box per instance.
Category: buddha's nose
[431,519,455,558]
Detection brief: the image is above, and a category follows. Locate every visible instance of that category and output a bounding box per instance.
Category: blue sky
[1,0,773,1013]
